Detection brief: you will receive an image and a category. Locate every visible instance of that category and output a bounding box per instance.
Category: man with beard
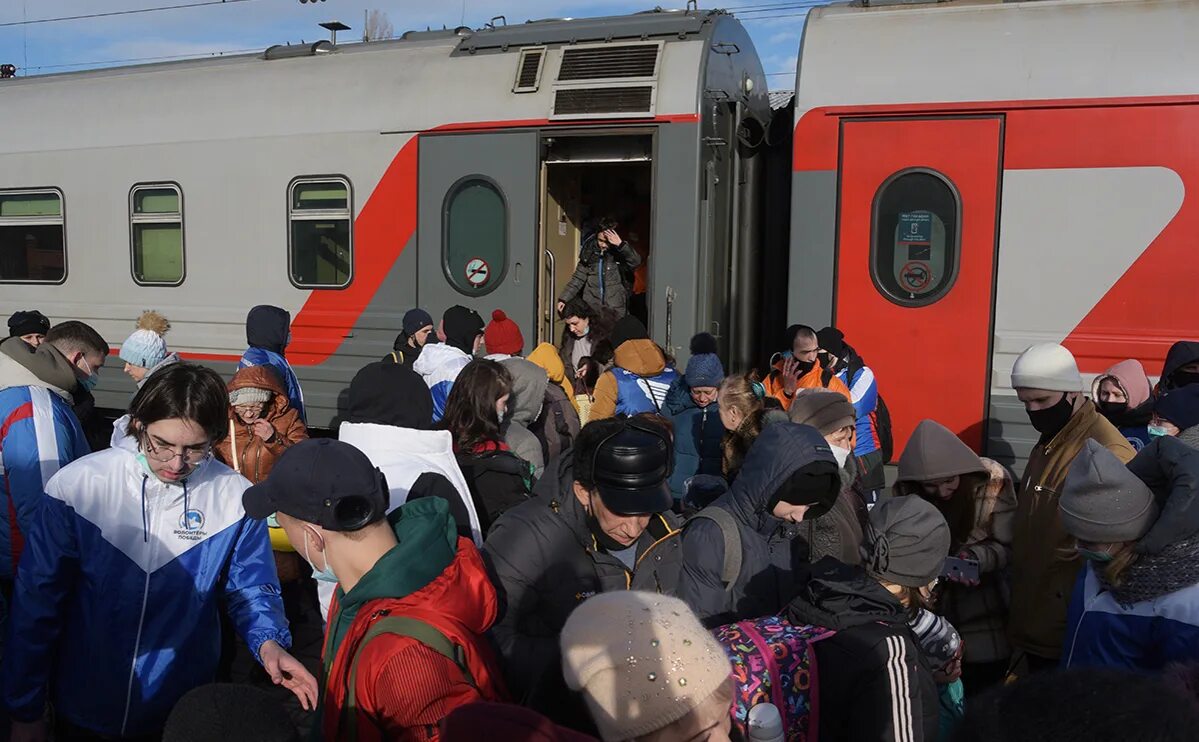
[1007,343,1134,678]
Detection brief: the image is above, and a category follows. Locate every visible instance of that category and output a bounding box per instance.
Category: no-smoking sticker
[465,258,490,288]
[900,261,932,292]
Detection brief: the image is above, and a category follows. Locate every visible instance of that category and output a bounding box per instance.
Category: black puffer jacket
[677,422,838,626]
[786,558,938,742]
[482,452,683,704]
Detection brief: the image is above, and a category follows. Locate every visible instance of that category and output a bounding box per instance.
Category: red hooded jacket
[321,536,508,741]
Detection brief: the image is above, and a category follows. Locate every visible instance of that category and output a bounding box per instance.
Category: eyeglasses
[233,404,263,414]
[141,434,212,465]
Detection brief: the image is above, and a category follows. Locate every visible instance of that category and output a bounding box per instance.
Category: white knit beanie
[561,591,731,742]
[118,311,170,369]
[1011,343,1083,392]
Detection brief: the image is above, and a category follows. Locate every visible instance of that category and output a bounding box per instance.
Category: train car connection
[0,9,772,430]
[787,0,1199,468]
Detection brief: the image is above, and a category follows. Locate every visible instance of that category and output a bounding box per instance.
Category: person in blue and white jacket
[1060,437,1199,671]
[818,327,886,492]
[414,304,485,423]
[4,363,317,742]
[0,321,107,586]
[239,305,305,422]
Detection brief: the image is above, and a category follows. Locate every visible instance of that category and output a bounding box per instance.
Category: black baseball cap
[242,439,388,531]
[592,422,673,516]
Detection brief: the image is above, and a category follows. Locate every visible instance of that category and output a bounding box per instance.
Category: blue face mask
[78,357,99,392]
[1077,546,1115,563]
[1148,425,1170,438]
[304,529,338,584]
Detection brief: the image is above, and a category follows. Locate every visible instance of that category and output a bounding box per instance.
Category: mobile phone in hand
[941,556,980,583]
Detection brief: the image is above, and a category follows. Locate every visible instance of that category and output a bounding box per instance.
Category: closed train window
[871,170,960,307]
[131,183,185,285]
[289,177,352,288]
[443,177,506,296]
[0,189,66,284]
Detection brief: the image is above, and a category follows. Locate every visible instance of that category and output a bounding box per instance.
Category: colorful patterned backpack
[712,616,836,741]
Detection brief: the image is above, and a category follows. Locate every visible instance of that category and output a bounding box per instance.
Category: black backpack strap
[689,508,742,592]
[342,614,476,738]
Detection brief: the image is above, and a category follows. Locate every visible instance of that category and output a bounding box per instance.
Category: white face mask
[831,445,852,469]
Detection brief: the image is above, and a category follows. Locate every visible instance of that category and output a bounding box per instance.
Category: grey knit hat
[1060,439,1159,543]
[863,496,951,587]
[229,387,272,407]
[787,389,857,436]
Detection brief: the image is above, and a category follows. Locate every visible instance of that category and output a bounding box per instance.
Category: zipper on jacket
[122,478,158,736]
[1063,577,1104,669]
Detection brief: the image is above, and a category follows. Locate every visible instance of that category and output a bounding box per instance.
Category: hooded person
[556,225,642,319]
[893,419,1018,690]
[215,366,308,485]
[6,310,50,347]
[243,439,508,741]
[1157,341,1199,396]
[119,310,180,389]
[588,315,679,421]
[499,357,549,479]
[663,333,726,500]
[677,422,841,627]
[784,496,950,742]
[787,389,870,566]
[385,308,435,370]
[415,305,485,423]
[484,310,525,359]
[1151,385,1199,439]
[0,321,105,583]
[1008,342,1134,674]
[527,342,583,466]
[482,416,683,725]
[1060,438,1199,671]
[239,305,305,422]
[1092,358,1154,451]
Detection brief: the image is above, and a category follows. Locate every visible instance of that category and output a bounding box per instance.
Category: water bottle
[747,702,785,742]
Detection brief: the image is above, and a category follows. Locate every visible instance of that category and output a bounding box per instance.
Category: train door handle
[711,321,721,339]
[515,262,522,284]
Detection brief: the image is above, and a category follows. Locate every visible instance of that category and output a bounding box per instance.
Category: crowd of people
[1,287,1198,742]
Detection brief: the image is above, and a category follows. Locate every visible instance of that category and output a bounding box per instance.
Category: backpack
[713,616,836,742]
[689,507,742,591]
[529,385,581,465]
[339,613,479,739]
[845,355,894,464]
[455,450,534,533]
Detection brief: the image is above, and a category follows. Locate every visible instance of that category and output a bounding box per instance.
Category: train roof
[1,7,724,86]
[796,0,1199,114]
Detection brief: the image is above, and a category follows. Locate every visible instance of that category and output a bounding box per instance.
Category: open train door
[835,117,1002,452]
[417,132,538,341]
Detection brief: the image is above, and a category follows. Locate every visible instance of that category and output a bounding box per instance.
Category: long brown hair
[720,373,768,478]
[441,359,513,452]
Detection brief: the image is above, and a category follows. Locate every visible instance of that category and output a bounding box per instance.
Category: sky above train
[0,0,817,89]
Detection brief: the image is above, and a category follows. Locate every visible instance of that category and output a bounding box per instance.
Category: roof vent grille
[552,86,655,118]
[513,46,545,92]
[557,43,660,81]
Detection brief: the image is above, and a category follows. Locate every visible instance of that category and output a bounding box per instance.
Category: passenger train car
[789,0,1199,465]
[4,0,1198,470]
[0,10,771,429]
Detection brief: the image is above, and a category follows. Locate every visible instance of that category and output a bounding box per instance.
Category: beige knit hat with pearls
[561,591,731,742]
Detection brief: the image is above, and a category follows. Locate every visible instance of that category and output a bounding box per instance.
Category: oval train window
[443,177,507,296]
[870,169,960,307]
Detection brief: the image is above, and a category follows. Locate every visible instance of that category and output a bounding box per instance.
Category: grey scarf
[1102,534,1199,605]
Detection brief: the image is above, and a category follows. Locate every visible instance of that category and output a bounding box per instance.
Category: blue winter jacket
[662,379,724,498]
[413,343,473,423]
[3,429,290,737]
[238,347,305,423]
[833,364,880,458]
[678,423,837,625]
[0,341,90,580]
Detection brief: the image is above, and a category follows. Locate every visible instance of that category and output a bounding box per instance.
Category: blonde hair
[1103,545,1139,588]
[719,373,763,420]
[637,680,734,742]
[720,373,768,478]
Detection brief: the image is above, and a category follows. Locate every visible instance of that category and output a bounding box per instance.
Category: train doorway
[538,134,654,347]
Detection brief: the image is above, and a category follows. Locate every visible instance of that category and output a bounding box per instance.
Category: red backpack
[713,616,835,741]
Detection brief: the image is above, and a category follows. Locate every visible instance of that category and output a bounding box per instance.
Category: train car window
[130,184,184,285]
[871,169,960,307]
[289,177,352,288]
[443,177,506,296]
[0,189,66,284]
